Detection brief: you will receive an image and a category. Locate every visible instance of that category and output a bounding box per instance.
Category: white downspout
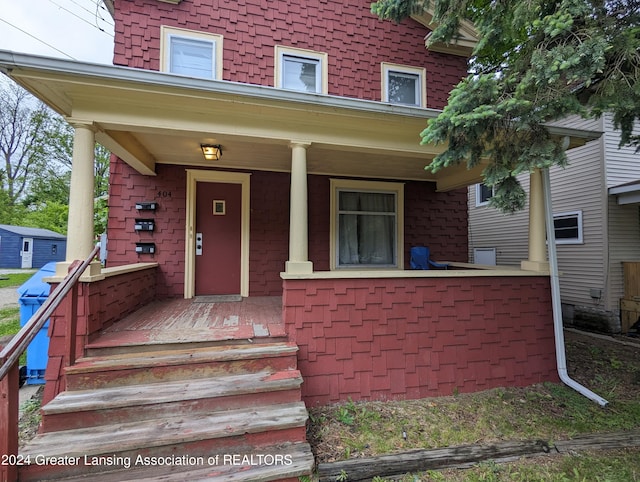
[541,167,608,407]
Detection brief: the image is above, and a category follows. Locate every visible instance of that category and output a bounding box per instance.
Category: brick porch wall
[283,276,559,406]
[43,267,157,404]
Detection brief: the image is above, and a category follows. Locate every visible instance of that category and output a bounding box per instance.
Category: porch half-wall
[43,264,157,404]
[283,274,559,405]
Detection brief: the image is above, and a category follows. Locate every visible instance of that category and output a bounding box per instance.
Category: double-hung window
[382,63,426,107]
[330,179,404,269]
[161,26,223,80]
[275,46,328,94]
[553,211,583,244]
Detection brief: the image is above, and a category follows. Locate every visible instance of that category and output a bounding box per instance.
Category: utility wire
[48,0,114,37]
[68,0,114,27]
[0,17,77,60]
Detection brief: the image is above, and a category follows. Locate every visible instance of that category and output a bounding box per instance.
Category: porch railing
[0,246,100,482]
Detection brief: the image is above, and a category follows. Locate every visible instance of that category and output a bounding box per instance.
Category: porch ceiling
[0,51,600,191]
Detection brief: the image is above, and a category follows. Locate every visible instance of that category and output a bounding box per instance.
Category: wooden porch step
[64,342,298,390]
[85,327,288,357]
[34,442,314,482]
[19,402,309,481]
[41,369,303,432]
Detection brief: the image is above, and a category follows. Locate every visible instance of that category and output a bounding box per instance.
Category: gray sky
[0,0,114,65]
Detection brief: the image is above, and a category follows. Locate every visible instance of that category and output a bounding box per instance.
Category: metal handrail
[0,245,100,380]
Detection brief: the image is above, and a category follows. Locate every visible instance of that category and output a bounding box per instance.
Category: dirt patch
[565,329,640,401]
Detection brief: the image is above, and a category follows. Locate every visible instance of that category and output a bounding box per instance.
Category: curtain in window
[338,191,395,266]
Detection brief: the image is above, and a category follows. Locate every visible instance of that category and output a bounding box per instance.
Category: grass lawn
[0,272,33,289]
[309,331,640,481]
[0,307,21,336]
[0,273,35,366]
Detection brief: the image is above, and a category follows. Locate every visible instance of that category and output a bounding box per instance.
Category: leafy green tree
[0,81,52,209]
[1,80,111,235]
[372,0,640,212]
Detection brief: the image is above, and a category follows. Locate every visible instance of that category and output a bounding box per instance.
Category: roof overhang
[410,10,479,57]
[609,180,640,205]
[0,51,601,191]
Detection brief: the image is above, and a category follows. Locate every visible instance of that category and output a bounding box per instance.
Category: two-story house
[469,115,640,335]
[0,1,602,480]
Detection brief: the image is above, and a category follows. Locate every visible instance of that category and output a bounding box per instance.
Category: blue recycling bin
[18,262,57,385]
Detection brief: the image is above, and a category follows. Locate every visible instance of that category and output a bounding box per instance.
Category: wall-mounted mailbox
[135,201,158,211]
[135,243,156,254]
[134,219,155,232]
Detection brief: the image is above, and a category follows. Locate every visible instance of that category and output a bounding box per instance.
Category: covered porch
[0,52,601,407]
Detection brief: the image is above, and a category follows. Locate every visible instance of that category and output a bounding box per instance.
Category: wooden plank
[317,440,551,481]
[22,402,308,459]
[620,298,640,312]
[317,430,640,482]
[624,262,640,298]
[44,370,301,414]
[554,430,640,453]
[621,309,638,333]
[0,363,19,482]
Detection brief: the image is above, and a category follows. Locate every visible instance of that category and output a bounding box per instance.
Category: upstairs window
[161,26,223,80]
[382,63,426,107]
[275,46,328,94]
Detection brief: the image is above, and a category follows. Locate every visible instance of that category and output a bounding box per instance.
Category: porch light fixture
[201,144,222,161]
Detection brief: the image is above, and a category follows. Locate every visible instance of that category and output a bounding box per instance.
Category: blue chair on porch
[410,246,449,270]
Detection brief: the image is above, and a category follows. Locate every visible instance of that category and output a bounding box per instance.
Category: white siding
[607,197,640,314]
[604,113,640,188]
[469,115,608,309]
[550,132,607,308]
[468,178,529,266]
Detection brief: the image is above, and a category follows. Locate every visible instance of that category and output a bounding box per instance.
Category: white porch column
[285,141,313,274]
[56,122,101,277]
[521,168,550,272]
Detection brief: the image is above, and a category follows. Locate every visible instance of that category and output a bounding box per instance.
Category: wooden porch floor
[87,296,285,349]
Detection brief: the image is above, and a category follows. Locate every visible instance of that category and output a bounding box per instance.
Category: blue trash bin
[18,262,57,385]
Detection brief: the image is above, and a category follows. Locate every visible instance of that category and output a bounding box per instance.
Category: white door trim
[185,170,251,298]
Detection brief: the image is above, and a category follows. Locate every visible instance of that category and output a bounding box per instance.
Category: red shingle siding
[107,160,186,297]
[43,268,157,404]
[404,183,468,264]
[112,0,467,109]
[249,171,290,296]
[107,161,468,296]
[283,276,559,405]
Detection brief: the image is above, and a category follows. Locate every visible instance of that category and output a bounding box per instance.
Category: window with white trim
[330,179,404,269]
[161,26,223,80]
[475,183,494,206]
[553,211,583,244]
[382,63,426,107]
[275,46,328,94]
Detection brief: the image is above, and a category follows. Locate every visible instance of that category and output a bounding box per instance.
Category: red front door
[195,181,242,295]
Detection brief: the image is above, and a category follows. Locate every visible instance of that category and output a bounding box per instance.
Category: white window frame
[160,26,223,80]
[553,210,583,244]
[475,183,494,207]
[274,45,328,94]
[381,62,426,108]
[329,179,404,270]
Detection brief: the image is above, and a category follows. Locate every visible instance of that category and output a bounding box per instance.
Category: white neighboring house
[468,114,640,333]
